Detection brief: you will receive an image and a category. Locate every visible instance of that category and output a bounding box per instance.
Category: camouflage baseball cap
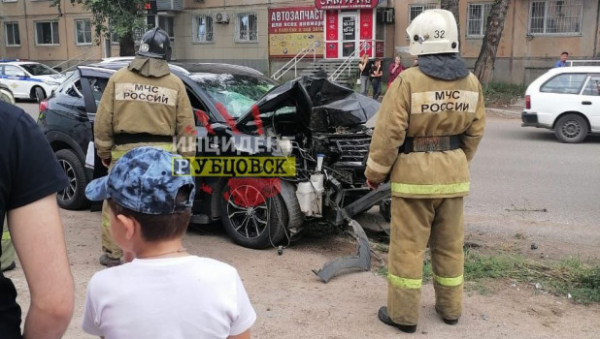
[85,147,195,215]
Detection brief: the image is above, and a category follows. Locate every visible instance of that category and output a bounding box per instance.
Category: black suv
[38,62,388,249]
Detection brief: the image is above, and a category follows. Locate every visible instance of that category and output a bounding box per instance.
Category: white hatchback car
[0,61,66,101]
[522,66,600,143]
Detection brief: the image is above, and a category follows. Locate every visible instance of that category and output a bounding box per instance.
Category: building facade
[394,0,600,84]
[2,0,599,84]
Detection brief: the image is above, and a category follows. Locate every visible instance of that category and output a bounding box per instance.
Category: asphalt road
[19,100,599,232]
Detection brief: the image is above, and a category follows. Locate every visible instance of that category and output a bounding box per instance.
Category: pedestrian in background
[388,56,405,87]
[555,51,569,67]
[371,58,383,100]
[358,54,372,95]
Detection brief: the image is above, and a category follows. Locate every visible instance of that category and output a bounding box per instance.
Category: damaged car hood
[236,73,380,131]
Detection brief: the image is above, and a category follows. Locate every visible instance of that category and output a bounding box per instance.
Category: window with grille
[529,0,583,34]
[75,19,92,45]
[196,15,214,43]
[236,13,258,42]
[409,4,439,23]
[35,21,60,45]
[467,3,493,37]
[5,23,20,46]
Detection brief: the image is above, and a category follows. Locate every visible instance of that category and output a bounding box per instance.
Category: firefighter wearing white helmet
[365,9,486,333]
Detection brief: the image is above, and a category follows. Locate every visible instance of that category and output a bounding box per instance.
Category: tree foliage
[51,0,149,56]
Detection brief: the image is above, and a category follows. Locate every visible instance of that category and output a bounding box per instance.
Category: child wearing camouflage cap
[81,147,256,339]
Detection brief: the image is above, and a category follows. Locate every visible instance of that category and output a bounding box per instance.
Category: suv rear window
[540,74,587,94]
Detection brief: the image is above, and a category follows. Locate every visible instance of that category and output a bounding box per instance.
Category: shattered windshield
[190,73,275,118]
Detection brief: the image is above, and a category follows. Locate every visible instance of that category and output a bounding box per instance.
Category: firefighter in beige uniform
[94,27,196,267]
[365,10,486,333]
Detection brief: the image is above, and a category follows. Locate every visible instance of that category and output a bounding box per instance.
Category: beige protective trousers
[387,197,464,326]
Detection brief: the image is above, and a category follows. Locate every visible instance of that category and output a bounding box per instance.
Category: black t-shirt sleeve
[8,112,68,210]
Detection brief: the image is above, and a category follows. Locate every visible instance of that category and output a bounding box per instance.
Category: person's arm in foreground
[8,195,74,339]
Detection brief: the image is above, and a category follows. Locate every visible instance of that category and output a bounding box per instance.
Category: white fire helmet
[406,9,459,56]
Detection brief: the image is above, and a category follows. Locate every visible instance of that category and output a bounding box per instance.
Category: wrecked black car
[38,63,390,263]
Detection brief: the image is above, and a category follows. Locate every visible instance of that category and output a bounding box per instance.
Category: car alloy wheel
[58,159,77,203]
[226,185,269,239]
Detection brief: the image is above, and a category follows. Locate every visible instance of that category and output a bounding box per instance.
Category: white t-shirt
[82,256,256,339]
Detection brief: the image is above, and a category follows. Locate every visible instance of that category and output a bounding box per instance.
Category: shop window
[75,19,93,45]
[236,13,258,43]
[467,3,493,37]
[408,4,439,23]
[376,20,385,41]
[529,0,582,35]
[35,21,60,45]
[4,23,20,47]
[195,14,214,43]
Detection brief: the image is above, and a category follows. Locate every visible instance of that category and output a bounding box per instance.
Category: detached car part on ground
[38,63,389,281]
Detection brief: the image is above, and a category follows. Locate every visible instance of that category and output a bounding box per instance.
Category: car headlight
[42,79,60,86]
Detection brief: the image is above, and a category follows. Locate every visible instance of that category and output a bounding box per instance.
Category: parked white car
[522,66,600,143]
[0,61,66,101]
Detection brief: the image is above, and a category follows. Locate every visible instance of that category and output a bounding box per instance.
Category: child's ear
[117,214,136,240]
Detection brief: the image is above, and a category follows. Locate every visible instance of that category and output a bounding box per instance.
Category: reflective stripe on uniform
[434,274,464,287]
[111,143,174,160]
[2,231,10,240]
[388,273,422,289]
[366,157,393,174]
[391,182,469,195]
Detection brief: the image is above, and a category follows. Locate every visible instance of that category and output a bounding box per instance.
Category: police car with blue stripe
[0,60,66,101]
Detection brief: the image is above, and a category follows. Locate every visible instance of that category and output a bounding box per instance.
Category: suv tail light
[525,95,531,110]
[39,99,48,113]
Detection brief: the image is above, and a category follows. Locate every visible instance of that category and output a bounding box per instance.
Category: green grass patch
[376,249,600,304]
[483,82,526,107]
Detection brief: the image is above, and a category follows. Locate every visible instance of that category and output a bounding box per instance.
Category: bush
[483,82,526,107]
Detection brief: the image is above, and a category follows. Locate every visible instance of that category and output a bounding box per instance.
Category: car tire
[33,87,46,103]
[554,114,588,143]
[55,149,90,210]
[220,179,301,249]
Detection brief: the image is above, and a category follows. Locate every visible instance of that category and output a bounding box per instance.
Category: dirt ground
[5,206,600,339]
[8,206,600,339]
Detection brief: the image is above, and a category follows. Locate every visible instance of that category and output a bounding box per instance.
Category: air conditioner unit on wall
[215,12,230,24]
[385,9,395,24]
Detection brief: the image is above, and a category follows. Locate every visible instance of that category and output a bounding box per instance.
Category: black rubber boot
[99,254,122,267]
[378,307,417,333]
[1,261,16,272]
[435,307,459,325]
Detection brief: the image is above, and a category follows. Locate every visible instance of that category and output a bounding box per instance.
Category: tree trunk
[119,31,136,56]
[440,0,460,49]
[474,0,512,85]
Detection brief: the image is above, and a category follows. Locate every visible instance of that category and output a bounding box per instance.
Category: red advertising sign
[326,42,339,58]
[315,0,378,10]
[269,7,325,58]
[359,9,373,40]
[326,10,338,41]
